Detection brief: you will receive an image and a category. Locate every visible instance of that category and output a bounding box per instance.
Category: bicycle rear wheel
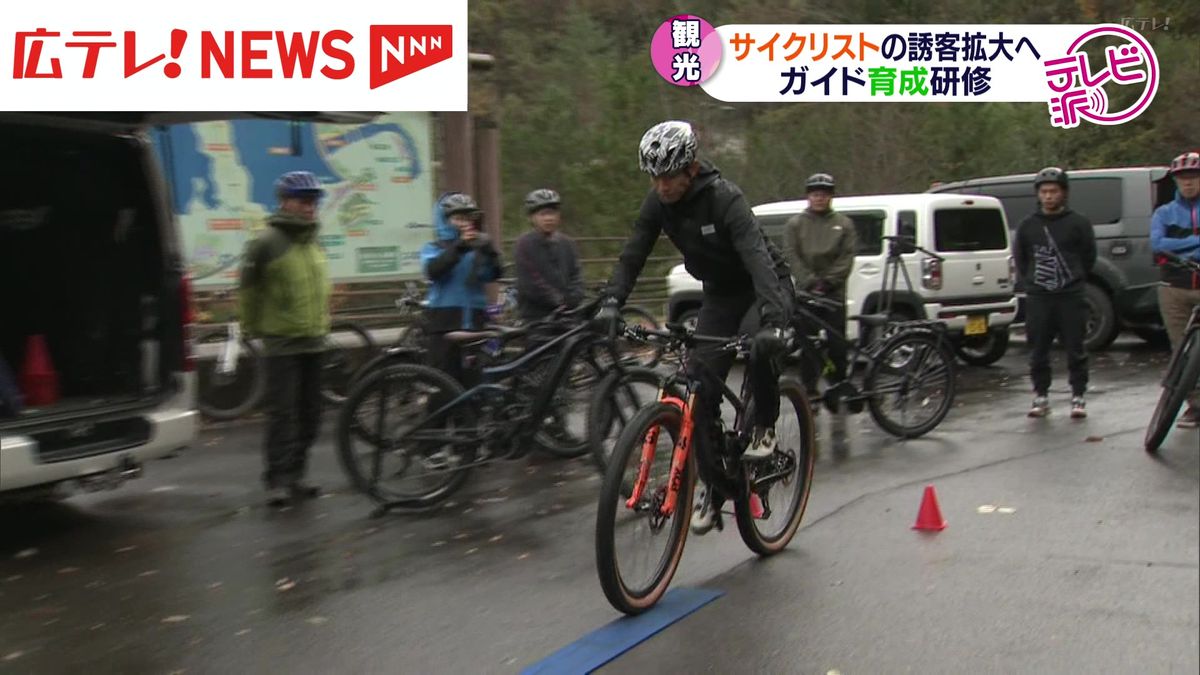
[734,378,817,556]
[1145,330,1200,454]
[865,330,956,438]
[321,321,378,405]
[534,345,606,458]
[195,329,266,421]
[595,402,693,616]
[336,363,474,508]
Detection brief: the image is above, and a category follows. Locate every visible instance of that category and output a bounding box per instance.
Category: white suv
[665,193,1019,365]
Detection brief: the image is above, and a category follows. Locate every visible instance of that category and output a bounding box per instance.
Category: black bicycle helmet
[524,188,561,214]
[638,120,698,176]
[1034,166,1069,190]
[805,173,836,192]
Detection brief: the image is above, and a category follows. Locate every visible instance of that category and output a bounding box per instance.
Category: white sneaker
[1027,396,1049,418]
[690,482,717,535]
[742,426,777,461]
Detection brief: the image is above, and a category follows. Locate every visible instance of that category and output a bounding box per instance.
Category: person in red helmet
[1151,151,1200,428]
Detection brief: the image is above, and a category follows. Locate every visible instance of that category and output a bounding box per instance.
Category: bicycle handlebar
[1158,250,1200,272]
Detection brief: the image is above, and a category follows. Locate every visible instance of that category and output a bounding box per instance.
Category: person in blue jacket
[1150,151,1200,429]
[420,192,503,386]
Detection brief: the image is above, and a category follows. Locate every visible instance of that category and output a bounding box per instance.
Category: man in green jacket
[784,172,859,401]
[239,171,332,506]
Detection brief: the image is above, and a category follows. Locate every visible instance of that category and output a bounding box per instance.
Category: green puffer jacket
[238,212,331,354]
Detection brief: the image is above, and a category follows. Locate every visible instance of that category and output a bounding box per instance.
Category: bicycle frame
[625,336,748,518]
[393,317,616,452]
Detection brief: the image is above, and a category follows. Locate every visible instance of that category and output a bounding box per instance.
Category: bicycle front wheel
[336,363,474,508]
[587,367,665,473]
[735,377,817,556]
[865,330,956,438]
[1145,330,1200,454]
[595,402,693,616]
[195,329,266,421]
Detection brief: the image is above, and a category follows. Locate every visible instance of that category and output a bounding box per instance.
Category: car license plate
[965,315,988,336]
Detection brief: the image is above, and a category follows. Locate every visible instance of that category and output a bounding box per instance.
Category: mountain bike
[336,299,618,516]
[594,322,816,615]
[1145,252,1200,453]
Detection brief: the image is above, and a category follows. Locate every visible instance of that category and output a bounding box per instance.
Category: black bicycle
[788,288,957,438]
[1145,253,1200,453]
[335,299,617,515]
[595,322,816,615]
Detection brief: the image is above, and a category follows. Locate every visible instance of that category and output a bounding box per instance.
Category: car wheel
[955,328,1010,366]
[1083,283,1119,352]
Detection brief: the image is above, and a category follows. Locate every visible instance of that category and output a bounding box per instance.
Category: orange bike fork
[624,395,691,512]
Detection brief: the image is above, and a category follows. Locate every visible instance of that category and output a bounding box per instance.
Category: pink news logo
[650,15,721,86]
[1044,24,1159,128]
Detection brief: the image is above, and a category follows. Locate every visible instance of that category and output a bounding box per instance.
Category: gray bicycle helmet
[638,120,698,176]
[524,188,561,214]
[805,173,836,192]
[440,192,481,217]
[1034,167,1069,190]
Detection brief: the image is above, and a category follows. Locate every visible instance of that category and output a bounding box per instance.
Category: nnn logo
[369,25,453,89]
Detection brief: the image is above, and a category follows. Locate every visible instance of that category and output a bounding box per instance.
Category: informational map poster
[151,112,434,287]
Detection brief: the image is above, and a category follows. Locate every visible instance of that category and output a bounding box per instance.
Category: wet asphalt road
[0,336,1197,674]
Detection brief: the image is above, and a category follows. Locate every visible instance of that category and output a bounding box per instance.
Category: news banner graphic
[0,0,468,111]
[651,18,1159,128]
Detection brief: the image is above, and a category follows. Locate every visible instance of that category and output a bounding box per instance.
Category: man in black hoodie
[601,120,794,536]
[1012,167,1097,419]
[514,188,585,321]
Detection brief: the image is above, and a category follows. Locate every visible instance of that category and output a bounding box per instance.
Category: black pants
[1025,292,1089,397]
[796,300,848,394]
[263,351,323,489]
[690,290,781,463]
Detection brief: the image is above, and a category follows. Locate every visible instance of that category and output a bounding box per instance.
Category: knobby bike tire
[734,377,817,556]
[534,345,607,458]
[195,329,266,421]
[595,402,693,616]
[587,367,667,473]
[336,362,474,508]
[1145,330,1200,454]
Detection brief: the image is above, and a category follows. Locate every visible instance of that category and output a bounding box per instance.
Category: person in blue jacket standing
[1150,151,1200,429]
[420,192,503,386]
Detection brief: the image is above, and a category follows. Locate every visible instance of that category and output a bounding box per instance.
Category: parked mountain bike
[1145,252,1200,454]
[788,288,957,438]
[595,322,816,615]
[335,299,619,516]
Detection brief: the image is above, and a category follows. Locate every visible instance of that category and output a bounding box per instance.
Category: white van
[0,112,374,499]
[665,193,1019,365]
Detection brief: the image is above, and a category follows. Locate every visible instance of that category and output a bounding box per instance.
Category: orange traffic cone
[19,334,59,407]
[912,484,947,531]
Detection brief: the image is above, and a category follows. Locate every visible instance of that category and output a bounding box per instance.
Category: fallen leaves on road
[306,616,329,626]
[3,652,24,662]
[1085,436,1104,443]
[115,546,137,554]
[14,548,38,559]
[161,615,190,624]
[57,567,80,575]
[235,629,251,637]
[275,578,296,592]
[138,570,159,578]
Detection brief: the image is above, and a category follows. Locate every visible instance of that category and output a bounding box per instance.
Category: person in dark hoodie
[420,192,503,387]
[514,188,585,321]
[1012,167,1097,419]
[239,171,332,507]
[1150,151,1200,429]
[600,120,794,536]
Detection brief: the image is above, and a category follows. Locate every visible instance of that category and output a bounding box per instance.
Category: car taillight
[180,273,196,372]
[1007,256,1016,285]
[922,258,943,290]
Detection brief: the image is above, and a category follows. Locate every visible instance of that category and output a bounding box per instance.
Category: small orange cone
[912,484,947,531]
[19,334,60,407]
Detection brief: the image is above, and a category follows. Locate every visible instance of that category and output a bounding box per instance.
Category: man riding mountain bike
[598,119,795,535]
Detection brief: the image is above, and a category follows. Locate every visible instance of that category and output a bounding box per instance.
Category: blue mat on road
[520,587,725,674]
